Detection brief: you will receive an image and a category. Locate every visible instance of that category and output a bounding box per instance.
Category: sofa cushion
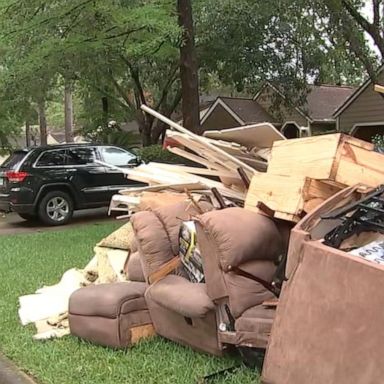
[69,282,147,319]
[235,304,276,333]
[146,275,214,318]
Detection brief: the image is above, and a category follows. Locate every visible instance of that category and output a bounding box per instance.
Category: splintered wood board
[336,141,384,187]
[245,174,344,222]
[166,131,256,177]
[267,133,384,188]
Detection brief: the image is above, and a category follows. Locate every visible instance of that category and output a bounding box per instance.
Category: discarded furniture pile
[18,107,384,382]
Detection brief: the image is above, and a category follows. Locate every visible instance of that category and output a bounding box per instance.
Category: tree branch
[154,63,179,111]
[342,0,384,56]
[107,70,135,109]
[373,0,381,27]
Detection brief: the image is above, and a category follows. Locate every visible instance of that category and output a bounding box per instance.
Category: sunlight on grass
[0,222,259,384]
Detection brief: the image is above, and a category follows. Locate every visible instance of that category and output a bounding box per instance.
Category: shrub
[139,145,184,164]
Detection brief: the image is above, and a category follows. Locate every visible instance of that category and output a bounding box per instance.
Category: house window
[350,124,384,143]
[282,122,300,139]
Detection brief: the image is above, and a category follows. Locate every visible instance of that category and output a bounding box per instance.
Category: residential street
[0,208,114,236]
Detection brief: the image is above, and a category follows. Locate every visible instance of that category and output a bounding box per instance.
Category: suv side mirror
[128,157,141,166]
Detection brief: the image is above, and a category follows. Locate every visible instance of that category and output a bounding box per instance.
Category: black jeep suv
[0,143,142,225]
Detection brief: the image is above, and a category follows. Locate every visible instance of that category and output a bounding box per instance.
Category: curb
[0,354,36,384]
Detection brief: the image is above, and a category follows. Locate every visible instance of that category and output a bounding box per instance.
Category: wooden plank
[268,134,342,179]
[203,123,286,149]
[141,104,256,174]
[245,174,310,217]
[167,132,245,173]
[236,156,268,172]
[119,183,206,194]
[149,162,240,179]
[374,84,384,94]
[303,179,343,201]
[335,141,384,188]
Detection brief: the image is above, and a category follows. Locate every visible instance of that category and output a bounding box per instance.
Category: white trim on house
[281,121,301,135]
[200,98,245,126]
[253,82,313,123]
[333,65,384,118]
[350,121,384,136]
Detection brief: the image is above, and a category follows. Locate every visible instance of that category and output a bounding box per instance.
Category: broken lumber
[245,174,344,222]
[374,84,384,94]
[267,133,384,188]
[141,104,256,176]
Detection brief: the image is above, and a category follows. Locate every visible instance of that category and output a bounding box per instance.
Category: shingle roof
[306,85,356,121]
[220,97,276,123]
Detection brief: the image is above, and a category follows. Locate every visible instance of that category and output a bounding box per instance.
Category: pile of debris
[18,106,384,383]
[111,106,384,224]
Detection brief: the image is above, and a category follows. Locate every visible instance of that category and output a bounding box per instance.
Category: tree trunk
[25,120,31,147]
[177,0,200,133]
[102,96,109,126]
[64,82,74,142]
[38,100,47,146]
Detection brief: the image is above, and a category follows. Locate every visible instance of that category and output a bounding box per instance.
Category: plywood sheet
[267,134,342,179]
[203,123,286,149]
[245,174,309,216]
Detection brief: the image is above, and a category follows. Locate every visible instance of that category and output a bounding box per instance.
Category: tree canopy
[0,0,381,147]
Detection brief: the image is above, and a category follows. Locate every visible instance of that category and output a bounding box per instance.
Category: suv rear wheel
[38,191,74,226]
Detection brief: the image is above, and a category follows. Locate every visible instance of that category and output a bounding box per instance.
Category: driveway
[0,208,115,236]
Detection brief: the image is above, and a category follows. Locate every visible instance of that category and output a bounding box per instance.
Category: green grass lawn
[0,222,259,384]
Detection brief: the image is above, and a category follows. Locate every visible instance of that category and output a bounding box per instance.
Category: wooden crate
[245,173,343,222]
[267,133,384,188]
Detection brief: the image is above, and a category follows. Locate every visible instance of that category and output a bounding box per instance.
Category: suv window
[1,151,27,170]
[36,150,66,167]
[100,147,135,166]
[66,147,96,165]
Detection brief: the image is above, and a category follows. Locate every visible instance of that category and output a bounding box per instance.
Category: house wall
[338,71,384,133]
[200,104,241,132]
[310,122,336,135]
[256,86,308,127]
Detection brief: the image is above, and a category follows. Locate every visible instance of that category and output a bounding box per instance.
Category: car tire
[38,191,74,226]
[18,213,37,221]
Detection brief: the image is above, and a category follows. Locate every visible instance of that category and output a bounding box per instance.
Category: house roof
[306,84,356,121]
[255,82,356,122]
[200,96,276,126]
[333,65,384,118]
[220,97,276,123]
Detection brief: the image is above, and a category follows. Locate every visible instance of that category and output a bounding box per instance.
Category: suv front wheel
[38,191,74,226]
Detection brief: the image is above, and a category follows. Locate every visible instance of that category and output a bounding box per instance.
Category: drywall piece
[203,123,286,149]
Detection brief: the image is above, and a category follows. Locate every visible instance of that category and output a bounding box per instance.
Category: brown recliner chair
[131,200,220,355]
[131,203,286,356]
[69,247,153,348]
[195,208,285,352]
